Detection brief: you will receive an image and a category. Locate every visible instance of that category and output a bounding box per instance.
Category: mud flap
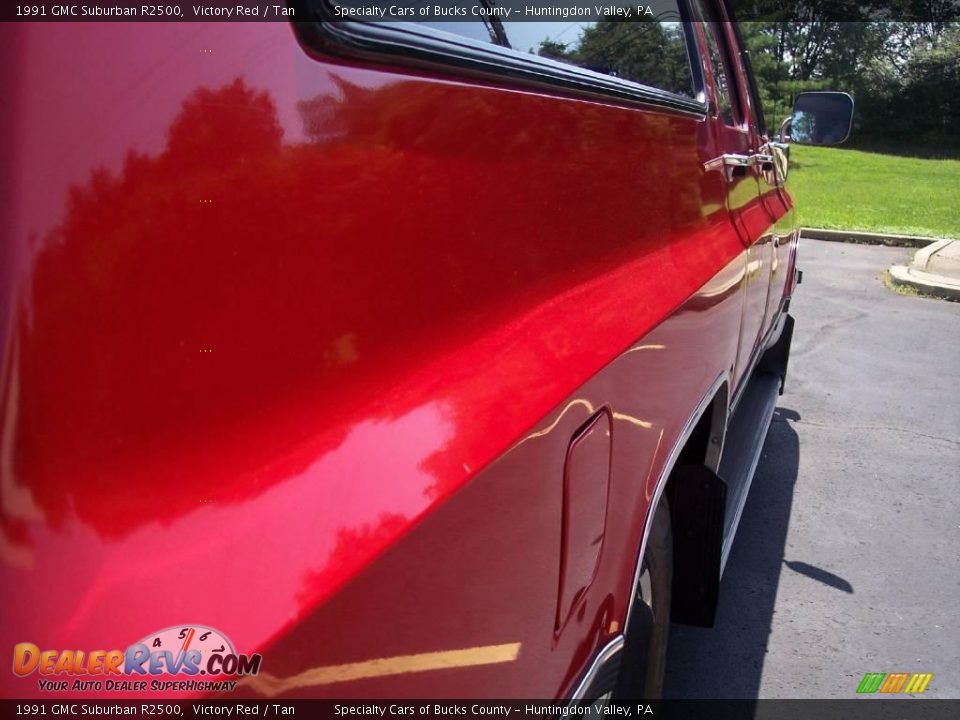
[667,465,727,628]
[614,602,651,699]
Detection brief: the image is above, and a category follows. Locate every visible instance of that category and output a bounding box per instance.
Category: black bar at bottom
[2,699,960,720]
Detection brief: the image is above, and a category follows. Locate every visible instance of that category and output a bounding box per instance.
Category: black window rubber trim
[729,19,767,135]
[290,0,709,118]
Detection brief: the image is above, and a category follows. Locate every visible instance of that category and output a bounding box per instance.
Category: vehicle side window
[315,1,706,111]
[733,23,768,137]
[499,1,696,99]
[416,21,509,47]
[691,2,739,125]
[700,24,738,125]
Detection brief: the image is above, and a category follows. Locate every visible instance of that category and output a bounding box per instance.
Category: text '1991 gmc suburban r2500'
[0,0,854,703]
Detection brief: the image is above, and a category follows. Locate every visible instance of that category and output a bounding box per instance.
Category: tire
[615,497,673,699]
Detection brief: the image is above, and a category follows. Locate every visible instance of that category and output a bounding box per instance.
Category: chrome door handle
[726,153,775,167]
[702,154,752,172]
[703,153,776,174]
[723,154,753,168]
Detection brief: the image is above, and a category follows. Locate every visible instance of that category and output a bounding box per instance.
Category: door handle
[722,154,753,168]
[700,154,753,178]
[726,153,775,168]
[753,154,775,171]
[703,153,776,176]
[703,154,750,172]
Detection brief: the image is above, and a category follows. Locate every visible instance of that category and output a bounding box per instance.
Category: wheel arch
[569,374,730,700]
[623,373,729,636]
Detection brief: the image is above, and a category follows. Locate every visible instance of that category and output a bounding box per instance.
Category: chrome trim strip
[622,373,728,636]
[568,635,625,701]
[719,376,780,576]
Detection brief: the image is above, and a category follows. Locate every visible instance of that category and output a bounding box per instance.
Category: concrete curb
[886,238,960,301]
[889,264,960,301]
[801,228,946,248]
[913,237,960,277]
[913,237,953,270]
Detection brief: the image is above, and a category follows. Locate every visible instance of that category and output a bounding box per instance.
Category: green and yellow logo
[857,672,933,694]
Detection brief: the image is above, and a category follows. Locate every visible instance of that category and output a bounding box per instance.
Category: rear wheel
[615,498,673,699]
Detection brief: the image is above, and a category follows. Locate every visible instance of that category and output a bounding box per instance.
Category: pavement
[801,228,960,300]
[663,238,960,699]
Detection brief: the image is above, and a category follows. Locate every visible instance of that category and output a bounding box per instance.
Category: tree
[538,18,694,98]
[740,19,959,152]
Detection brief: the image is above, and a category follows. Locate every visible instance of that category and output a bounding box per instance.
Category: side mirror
[789,91,854,145]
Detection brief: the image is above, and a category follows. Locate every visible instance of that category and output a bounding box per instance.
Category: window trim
[698,19,742,128]
[294,1,709,118]
[729,20,767,136]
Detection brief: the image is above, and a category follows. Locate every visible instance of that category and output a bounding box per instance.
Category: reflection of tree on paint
[295,513,407,614]
[13,76,493,540]
[12,78,319,540]
[166,78,283,169]
[11,72,709,543]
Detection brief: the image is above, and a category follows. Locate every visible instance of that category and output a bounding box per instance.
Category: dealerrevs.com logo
[12,625,262,693]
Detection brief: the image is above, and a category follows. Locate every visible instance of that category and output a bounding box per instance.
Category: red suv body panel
[0,15,796,699]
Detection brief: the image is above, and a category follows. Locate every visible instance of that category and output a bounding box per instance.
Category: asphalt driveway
[664,239,960,698]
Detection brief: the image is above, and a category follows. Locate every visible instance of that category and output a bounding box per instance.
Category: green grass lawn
[788,145,960,238]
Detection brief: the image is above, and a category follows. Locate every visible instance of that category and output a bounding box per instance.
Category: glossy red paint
[0,18,795,699]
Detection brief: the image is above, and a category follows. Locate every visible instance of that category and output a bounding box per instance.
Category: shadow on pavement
[663,406,802,699]
[783,560,854,594]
